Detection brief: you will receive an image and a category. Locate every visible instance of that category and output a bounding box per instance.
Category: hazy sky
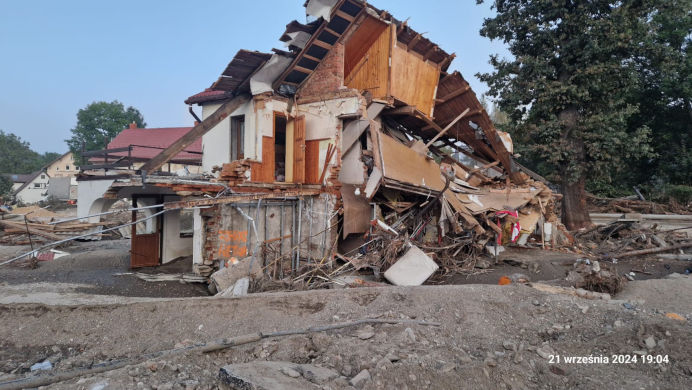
[0,0,510,154]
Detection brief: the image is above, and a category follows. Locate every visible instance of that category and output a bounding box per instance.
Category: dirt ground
[0,240,209,299]
[0,240,691,389]
[0,279,690,389]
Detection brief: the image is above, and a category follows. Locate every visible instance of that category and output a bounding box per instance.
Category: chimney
[129,122,137,129]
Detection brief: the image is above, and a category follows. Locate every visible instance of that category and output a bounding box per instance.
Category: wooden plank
[345,22,391,99]
[378,132,446,192]
[139,95,249,174]
[293,116,306,184]
[0,220,62,242]
[390,44,440,117]
[305,140,321,184]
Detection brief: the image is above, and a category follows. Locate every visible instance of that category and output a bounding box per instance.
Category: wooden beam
[382,105,417,116]
[439,53,456,69]
[0,220,63,242]
[406,33,422,51]
[424,108,470,148]
[423,45,438,61]
[139,95,250,174]
[293,65,314,75]
[311,39,333,50]
[303,53,322,62]
[437,85,471,104]
[324,27,342,37]
[335,10,355,22]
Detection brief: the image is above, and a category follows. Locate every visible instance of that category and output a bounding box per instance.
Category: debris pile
[219,115,568,292]
[574,220,691,259]
[0,205,122,246]
[567,259,625,295]
[587,194,691,215]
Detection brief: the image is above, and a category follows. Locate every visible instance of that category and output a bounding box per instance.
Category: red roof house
[100,123,202,164]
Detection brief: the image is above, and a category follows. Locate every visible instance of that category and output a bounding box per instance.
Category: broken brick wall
[298,42,345,99]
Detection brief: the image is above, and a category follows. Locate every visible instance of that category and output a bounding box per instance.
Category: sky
[0,0,510,154]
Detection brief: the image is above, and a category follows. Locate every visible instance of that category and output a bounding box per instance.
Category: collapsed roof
[184,0,522,183]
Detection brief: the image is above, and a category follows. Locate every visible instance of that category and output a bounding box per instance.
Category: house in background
[84,123,203,174]
[45,152,78,178]
[11,170,50,204]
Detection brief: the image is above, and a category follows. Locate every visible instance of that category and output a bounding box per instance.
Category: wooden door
[131,233,160,268]
[130,198,161,268]
[261,137,275,182]
[305,140,321,184]
[293,116,306,184]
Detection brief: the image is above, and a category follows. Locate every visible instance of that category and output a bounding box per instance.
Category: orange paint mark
[217,230,248,260]
[498,276,512,285]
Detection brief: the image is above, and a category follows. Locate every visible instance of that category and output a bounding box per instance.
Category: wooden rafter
[436,85,470,104]
[406,33,422,51]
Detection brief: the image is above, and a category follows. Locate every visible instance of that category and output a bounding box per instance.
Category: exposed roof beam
[436,85,471,104]
[406,33,422,51]
[423,45,438,61]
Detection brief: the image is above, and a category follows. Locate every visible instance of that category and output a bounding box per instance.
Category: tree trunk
[559,103,592,230]
[561,174,591,230]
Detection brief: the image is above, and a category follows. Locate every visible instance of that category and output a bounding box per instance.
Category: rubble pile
[587,194,691,215]
[0,205,122,246]
[574,220,690,258]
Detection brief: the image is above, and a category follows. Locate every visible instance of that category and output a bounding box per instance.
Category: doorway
[274,113,287,182]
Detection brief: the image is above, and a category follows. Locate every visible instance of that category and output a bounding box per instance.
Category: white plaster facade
[14,172,50,204]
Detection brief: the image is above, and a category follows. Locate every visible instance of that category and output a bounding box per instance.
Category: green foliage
[665,185,692,205]
[625,0,692,187]
[0,130,56,174]
[477,0,656,191]
[0,175,12,197]
[649,184,692,205]
[65,101,145,165]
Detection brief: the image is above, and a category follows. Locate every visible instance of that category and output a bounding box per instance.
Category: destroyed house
[82,0,556,280]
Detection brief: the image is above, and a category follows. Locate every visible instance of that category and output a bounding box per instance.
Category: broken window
[230,115,245,161]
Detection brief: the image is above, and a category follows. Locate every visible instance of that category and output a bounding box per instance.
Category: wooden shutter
[293,116,306,184]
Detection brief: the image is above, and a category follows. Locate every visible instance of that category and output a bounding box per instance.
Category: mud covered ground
[0,278,691,389]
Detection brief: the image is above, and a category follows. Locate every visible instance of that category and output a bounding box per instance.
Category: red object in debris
[35,252,55,261]
[498,276,512,285]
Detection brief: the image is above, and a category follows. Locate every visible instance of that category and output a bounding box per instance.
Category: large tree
[477,0,655,229]
[628,0,691,188]
[66,101,145,165]
[0,130,47,174]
